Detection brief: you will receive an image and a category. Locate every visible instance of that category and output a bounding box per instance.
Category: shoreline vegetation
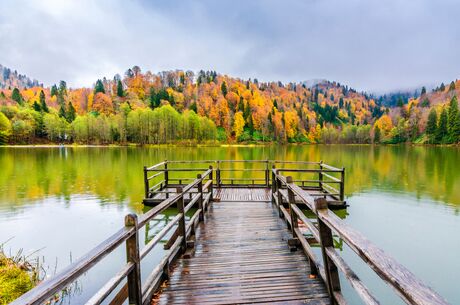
[1,142,460,148]
[1,66,460,147]
[0,243,81,304]
[0,246,39,305]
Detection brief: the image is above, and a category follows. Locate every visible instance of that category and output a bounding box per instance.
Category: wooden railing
[11,168,214,305]
[272,169,449,305]
[144,160,346,203]
[10,160,449,305]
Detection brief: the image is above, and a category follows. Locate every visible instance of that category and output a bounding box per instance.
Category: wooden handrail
[317,206,449,305]
[12,167,214,305]
[320,163,343,171]
[86,262,134,305]
[278,168,343,173]
[10,227,135,305]
[275,172,449,305]
[147,171,163,180]
[145,161,166,171]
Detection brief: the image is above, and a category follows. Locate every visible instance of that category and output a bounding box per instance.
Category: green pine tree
[374,125,381,143]
[447,96,459,143]
[66,102,76,122]
[33,101,41,112]
[39,90,49,112]
[420,98,430,107]
[94,79,105,94]
[339,97,344,108]
[426,108,437,143]
[247,113,254,134]
[50,84,58,97]
[189,102,197,113]
[452,111,460,144]
[59,80,67,96]
[35,113,45,138]
[449,81,456,91]
[117,80,124,97]
[11,88,23,105]
[436,107,448,143]
[243,101,251,121]
[59,104,67,119]
[221,81,228,97]
[238,97,245,113]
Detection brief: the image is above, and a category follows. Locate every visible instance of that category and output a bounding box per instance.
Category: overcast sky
[1,0,459,92]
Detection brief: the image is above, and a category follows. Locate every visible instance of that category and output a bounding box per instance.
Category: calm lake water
[0,145,459,304]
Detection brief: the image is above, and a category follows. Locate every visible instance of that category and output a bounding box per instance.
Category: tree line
[0,66,459,145]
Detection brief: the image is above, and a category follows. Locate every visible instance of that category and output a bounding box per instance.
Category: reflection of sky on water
[1,146,459,304]
[339,191,460,305]
[0,195,175,304]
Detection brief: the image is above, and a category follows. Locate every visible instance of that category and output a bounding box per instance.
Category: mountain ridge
[0,64,459,145]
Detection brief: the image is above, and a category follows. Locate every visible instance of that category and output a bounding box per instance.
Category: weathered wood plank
[154,198,330,305]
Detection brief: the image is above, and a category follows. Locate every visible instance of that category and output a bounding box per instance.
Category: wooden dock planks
[214,187,272,202]
[154,196,330,305]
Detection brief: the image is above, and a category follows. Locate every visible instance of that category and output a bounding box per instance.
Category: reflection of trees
[144,211,175,244]
[0,145,459,212]
[143,207,195,245]
[285,145,460,206]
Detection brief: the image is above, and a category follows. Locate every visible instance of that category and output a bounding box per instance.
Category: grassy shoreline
[0,248,38,304]
[1,142,459,148]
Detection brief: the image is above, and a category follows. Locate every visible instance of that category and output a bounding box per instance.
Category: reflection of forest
[0,145,459,209]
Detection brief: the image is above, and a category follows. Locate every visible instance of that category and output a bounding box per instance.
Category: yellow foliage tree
[284,110,299,139]
[374,114,393,136]
[233,111,245,139]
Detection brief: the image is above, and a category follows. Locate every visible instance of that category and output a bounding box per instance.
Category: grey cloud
[0,0,459,92]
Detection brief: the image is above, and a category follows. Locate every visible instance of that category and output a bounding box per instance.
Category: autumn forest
[1,64,459,146]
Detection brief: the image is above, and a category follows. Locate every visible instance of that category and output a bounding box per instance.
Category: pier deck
[156,198,329,305]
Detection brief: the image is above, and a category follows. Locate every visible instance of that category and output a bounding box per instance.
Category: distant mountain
[0,64,42,89]
[376,91,419,107]
[302,79,328,88]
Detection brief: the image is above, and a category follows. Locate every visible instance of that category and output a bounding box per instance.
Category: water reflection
[1,146,460,211]
[1,146,459,304]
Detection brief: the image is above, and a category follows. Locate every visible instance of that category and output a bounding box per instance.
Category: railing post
[125,214,142,305]
[143,166,149,199]
[319,160,323,191]
[216,161,221,187]
[315,198,341,304]
[197,174,204,221]
[176,187,187,253]
[265,160,269,187]
[271,165,276,205]
[276,170,283,218]
[164,160,169,198]
[286,176,298,238]
[340,167,345,202]
[209,165,214,201]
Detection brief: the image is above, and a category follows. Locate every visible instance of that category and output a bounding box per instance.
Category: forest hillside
[0,65,458,145]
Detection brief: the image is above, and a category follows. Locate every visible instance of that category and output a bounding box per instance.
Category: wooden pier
[143,160,347,209]
[12,160,450,305]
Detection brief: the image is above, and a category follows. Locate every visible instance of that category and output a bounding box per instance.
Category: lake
[0,145,459,304]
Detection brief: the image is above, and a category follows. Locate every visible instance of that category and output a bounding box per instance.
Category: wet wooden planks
[148,187,270,202]
[213,187,271,202]
[154,199,330,305]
